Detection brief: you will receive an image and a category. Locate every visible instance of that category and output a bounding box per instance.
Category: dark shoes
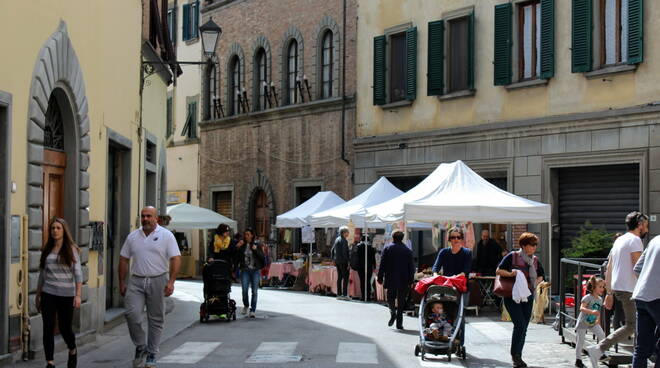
[575,359,585,368]
[388,313,396,327]
[512,354,528,368]
[67,349,77,368]
[46,364,55,368]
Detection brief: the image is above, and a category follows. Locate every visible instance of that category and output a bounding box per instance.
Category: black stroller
[414,285,467,362]
[199,260,237,322]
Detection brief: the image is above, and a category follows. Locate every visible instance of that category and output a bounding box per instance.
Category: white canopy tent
[167,203,237,230]
[309,177,403,228]
[275,191,345,228]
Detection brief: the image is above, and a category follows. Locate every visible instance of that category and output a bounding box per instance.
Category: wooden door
[42,149,66,244]
[253,190,270,239]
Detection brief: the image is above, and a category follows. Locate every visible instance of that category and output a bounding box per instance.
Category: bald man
[119,207,181,368]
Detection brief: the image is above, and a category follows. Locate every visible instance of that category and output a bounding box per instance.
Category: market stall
[166,203,238,278]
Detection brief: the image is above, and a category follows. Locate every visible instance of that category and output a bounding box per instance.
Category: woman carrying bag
[496,232,545,368]
[36,218,82,368]
[237,228,265,318]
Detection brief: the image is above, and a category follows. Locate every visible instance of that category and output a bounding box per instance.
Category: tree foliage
[562,222,614,258]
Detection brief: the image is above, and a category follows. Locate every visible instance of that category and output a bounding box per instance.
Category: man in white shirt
[631,235,660,368]
[587,211,647,368]
[119,207,181,368]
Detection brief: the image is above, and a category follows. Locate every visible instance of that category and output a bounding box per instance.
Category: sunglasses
[449,236,463,240]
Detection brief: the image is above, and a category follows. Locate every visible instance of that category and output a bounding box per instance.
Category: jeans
[600,291,636,351]
[241,268,260,312]
[336,262,349,297]
[41,292,76,361]
[387,286,409,327]
[503,296,533,356]
[633,299,660,368]
[124,274,168,354]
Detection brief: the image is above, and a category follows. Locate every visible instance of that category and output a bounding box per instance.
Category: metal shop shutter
[558,164,640,251]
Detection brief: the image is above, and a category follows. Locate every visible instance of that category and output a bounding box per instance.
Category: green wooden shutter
[405,27,417,101]
[540,0,555,79]
[182,4,190,41]
[627,0,643,64]
[493,3,512,86]
[193,1,200,38]
[373,35,386,105]
[427,20,444,96]
[468,12,476,90]
[571,0,592,73]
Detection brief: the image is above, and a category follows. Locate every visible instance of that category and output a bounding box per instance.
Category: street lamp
[200,19,222,58]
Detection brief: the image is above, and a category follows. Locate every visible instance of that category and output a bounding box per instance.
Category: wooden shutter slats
[540,0,555,78]
[494,3,512,86]
[627,0,643,64]
[373,35,387,105]
[571,0,592,73]
[405,27,418,101]
[427,20,444,96]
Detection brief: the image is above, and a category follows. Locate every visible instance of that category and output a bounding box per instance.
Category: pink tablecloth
[308,267,361,297]
[267,262,300,279]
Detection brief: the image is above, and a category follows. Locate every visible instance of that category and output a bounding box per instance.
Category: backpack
[350,243,361,270]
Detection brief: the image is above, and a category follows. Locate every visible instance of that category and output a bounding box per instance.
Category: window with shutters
[572,0,642,74]
[182,1,199,42]
[448,17,470,92]
[321,30,334,99]
[213,191,233,219]
[167,7,177,46]
[166,95,173,137]
[518,1,541,80]
[206,63,218,119]
[494,0,554,87]
[181,100,197,139]
[373,24,417,106]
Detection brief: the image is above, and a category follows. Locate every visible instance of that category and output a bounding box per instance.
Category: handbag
[493,274,515,298]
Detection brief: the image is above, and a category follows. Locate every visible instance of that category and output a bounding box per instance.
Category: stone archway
[25,21,90,339]
[247,169,276,240]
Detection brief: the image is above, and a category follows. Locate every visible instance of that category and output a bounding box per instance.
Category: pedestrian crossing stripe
[159,342,222,364]
[245,342,303,363]
[336,342,378,364]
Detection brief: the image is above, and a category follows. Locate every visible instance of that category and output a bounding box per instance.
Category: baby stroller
[414,285,467,362]
[199,260,237,322]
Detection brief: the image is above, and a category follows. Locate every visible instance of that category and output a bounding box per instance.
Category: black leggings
[41,292,76,361]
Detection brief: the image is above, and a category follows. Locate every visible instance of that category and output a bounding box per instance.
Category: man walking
[587,211,647,367]
[631,234,660,368]
[119,207,181,368]
[475,229,503,276]
[378,230,415,330]
[331,226,351,300]
[355,235,376,302]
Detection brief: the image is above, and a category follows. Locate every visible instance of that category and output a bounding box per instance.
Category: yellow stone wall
[357,0,660,137]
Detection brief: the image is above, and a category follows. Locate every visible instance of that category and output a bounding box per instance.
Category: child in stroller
[200,259,237,322]
[415,285,467,362]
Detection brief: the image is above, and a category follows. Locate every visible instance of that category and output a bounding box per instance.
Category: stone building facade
[356,0,658,285]
[199,0,357,254]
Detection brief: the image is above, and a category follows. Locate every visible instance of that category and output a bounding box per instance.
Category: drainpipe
[138,52,145,220]
[340,0,350,167]
[20,215,30,360]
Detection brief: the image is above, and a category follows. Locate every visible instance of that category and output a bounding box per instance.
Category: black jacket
[236,241,266,270]
[355,241,376,272]
[207,236,237,264]
[331,236,350,264]
[475,238,503,275]
[378,241,415,290]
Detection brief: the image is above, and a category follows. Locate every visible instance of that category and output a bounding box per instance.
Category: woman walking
[237,228,265,318]
[496,232,545,368]
[36,218,82,368]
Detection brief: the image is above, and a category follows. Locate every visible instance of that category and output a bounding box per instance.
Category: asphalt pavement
[11,280,590,368]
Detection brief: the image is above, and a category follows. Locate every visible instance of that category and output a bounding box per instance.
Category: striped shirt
[38,250,82,297]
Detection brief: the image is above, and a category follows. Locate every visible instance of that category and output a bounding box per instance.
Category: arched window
[321,30,333,99]
[254,48,268,111]
[286,40,299,105]
[229,56,241,115]
[206,64,218,119]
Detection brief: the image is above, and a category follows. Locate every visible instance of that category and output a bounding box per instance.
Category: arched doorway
[252,189,270,239]
[42,94,67,242]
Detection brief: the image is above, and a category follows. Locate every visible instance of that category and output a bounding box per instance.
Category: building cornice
[201,0,246,14]
[200,95,355,131]
[354,102,660,152]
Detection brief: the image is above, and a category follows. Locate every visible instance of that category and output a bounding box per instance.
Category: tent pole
[364,227,368,302]
[548,222,552,286]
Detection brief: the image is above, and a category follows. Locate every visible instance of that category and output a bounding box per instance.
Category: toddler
[574,276,606,368]
[424,301,453,342]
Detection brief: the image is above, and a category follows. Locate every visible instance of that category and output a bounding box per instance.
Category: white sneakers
[241,306,248,315]
[249,311,256,318]
[585,345,602,368]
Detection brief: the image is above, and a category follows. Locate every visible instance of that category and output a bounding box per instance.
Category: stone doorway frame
[26,22,91,346]
[0,90,12,356]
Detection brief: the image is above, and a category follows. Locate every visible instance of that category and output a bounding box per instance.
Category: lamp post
[143,19,222,67]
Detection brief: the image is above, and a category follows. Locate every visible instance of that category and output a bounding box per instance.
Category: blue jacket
[432,247,472,276]
[378,241,415,290]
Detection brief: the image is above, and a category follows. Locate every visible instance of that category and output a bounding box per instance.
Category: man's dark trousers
[336,262,349,297]
[387,286,409,327]
[357,269,373,301]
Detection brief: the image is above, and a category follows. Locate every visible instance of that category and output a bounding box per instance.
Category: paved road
[15,280,584,367]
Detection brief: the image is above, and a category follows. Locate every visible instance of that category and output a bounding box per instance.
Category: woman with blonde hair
[36,218,82,368]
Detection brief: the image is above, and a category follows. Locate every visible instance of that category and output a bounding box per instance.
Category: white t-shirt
[609,232,643,293]
[120,225,181,277]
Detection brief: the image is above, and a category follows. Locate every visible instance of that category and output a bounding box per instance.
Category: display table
[267,262,301,279]
[308,266,361,297]
[177,255,196,278]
